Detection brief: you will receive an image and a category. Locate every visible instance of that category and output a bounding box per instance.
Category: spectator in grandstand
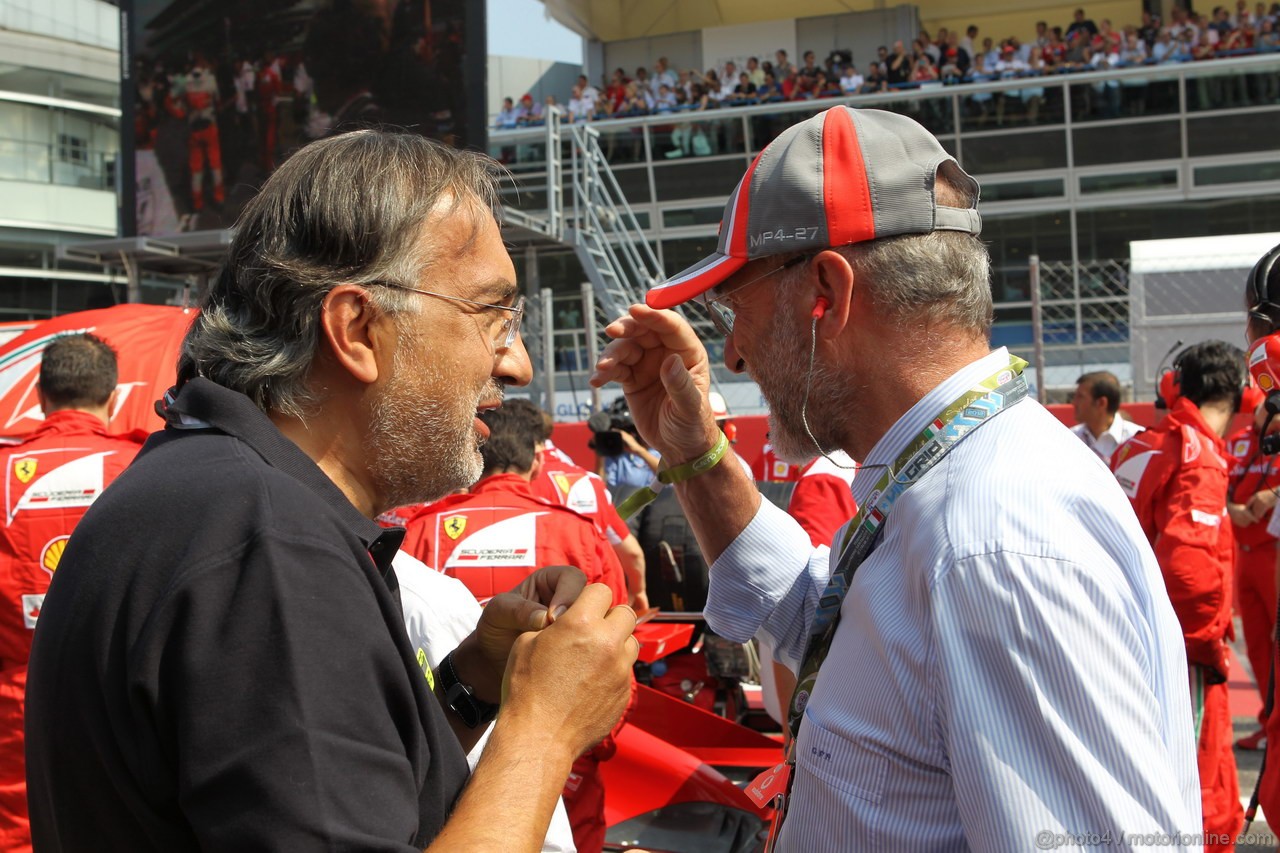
[731,72,758,103]
[653,83,677,113]
[886,40,912,84]
[703,69,724,102]
[568,74,599,122]
[1140,10,1163,47]
[604,68,628,113]
[774,49,794,79]
[1067,7,1100,41]
[495,96,517,128]
[982,36,1000,68]
[910,55,940,83]
[746,56,765,87]
[24,131,638,852]
[634,65,653,97]
[653,56,677,92]
[839,64,864,93]
[940,47,965,83]
[593,104,1198,850]
[920,29,942,65]
[515,93,543,125]
[797,50,820,83]
[960,23,979,56]
[1070,371,1143,461]
[720,62,740,99]
[757,71,782,100]
[1111,341,1245,850]
[0,333,143,852]
[858,64,888,94]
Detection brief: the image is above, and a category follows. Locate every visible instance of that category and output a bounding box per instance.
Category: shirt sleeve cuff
[705,498,825,651]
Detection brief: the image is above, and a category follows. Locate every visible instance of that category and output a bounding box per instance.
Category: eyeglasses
[697,253,813,337]
[369,281,525,350]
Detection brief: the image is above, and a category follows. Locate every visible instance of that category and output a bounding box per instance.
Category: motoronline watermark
[1035,829,1270,849]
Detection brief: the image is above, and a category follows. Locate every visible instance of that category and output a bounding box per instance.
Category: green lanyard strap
[616,429,730,520]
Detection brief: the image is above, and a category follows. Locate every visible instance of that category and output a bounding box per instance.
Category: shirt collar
[1104,412,1129,442]
[164,379,402,569]
[852,348,1011,509]
[28,409,110,438]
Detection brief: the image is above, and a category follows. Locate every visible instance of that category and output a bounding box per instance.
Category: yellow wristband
[656,430,730,485]
[615,430,728,520]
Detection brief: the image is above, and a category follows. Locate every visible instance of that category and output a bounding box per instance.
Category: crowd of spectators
[494,3,1280,132]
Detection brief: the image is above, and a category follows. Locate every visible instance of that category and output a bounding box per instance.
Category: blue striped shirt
[705,349,1200,851]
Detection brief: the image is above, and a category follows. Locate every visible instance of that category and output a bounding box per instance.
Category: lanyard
[757,355,1028,852]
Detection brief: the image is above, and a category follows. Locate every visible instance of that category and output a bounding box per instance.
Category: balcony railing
[0,137,117,191]
[489,52,1280,189]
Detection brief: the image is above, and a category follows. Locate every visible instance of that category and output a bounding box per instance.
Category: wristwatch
[438,651,500,728]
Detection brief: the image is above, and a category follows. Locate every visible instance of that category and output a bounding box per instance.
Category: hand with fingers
[590,304,721,465]
[501,584,640,757]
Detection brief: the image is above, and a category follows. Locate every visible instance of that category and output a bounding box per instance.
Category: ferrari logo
[14,458,36,484]
[553,473,572,496]
[445,516,467,540]
[40,536,69,575]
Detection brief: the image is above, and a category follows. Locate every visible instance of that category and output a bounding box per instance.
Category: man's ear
[811,249,855,340]
[318,285,391,386]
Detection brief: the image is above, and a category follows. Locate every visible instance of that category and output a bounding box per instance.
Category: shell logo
[40,535,70,575]
[1260,373,1275,391]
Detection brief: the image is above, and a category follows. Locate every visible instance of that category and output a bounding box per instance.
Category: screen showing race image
[125,0,483,237]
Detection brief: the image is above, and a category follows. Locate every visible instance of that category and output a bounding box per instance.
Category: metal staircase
[510,108,719,349]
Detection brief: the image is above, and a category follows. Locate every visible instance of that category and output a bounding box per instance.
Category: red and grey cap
[646,106,982,309]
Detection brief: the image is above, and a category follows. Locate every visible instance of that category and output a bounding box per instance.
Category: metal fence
[1025,245,1269,403]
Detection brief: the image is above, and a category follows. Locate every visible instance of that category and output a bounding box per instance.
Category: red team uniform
[401,473,628,853]
[530,453,632,547]
[752,440,802,482]
[1111,397,1241,849]
[0,412,142,851]
[787,452,858,548]
[1225,422,1280,721]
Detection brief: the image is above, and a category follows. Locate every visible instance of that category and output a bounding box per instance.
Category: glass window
[1188,112,1280,157]
[1194,161,1280,187]
[981,177,1064,202]
[1072,120,1180,167]
[1077,196,1280,261]
[981,211,1072,303]
[662,205,724,228]
[960,129,1067,175]
[652,156,750,203]
[1079,169,1178,194]
[649,113,748,162]
[1185,65,1271,112]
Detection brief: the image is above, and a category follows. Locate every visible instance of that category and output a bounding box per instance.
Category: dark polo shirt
[25,378,469,851]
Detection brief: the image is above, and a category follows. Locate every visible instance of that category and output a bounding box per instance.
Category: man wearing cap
[592,106,1197,848]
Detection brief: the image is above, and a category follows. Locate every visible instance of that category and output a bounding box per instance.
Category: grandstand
[488,1,1280,415]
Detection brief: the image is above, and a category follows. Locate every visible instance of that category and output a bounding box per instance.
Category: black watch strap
[439,651,499,728]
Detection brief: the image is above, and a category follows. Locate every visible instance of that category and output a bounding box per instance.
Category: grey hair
[179,130,502,418]
[788,166,993,338]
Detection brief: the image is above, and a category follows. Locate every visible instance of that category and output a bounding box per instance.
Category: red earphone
[812,298,829,320]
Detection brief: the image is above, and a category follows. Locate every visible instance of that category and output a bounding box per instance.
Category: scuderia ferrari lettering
[749,227,819,248]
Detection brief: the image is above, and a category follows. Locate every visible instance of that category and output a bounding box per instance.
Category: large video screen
[122,0,485,237]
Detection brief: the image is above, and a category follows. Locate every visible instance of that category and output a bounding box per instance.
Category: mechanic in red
[401,402,628,853]
[1225,394,1280,751]
[1110,340,1245,851]
[787,450,859,548]
[523,401,648,611]
[0,333,142,853]
[751,431,801,482]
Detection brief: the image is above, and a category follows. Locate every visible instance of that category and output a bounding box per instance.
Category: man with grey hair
[592,106,1198,848]
[25,130,638,852]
